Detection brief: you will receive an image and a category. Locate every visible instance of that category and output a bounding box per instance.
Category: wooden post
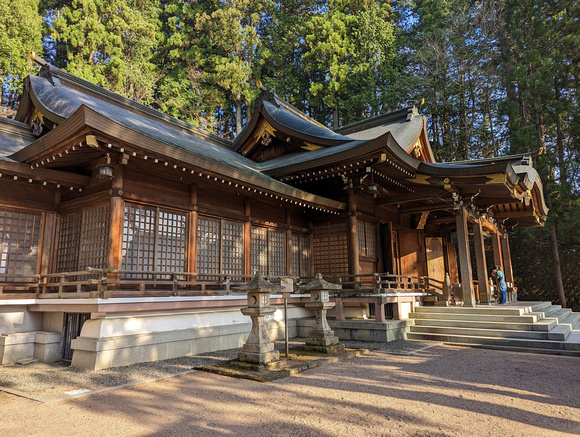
[455,206,476,306]
[491,231,503,271]
[188,184,198,276]
[286,209,292,277]
[472,218,490,304]
[244,198,251,277]
[347,186,360,278]
[500,233,514,284]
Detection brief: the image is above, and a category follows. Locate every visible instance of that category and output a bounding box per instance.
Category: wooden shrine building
[0,58,548,369]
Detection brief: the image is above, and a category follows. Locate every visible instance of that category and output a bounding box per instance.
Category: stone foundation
[0,331,61,364]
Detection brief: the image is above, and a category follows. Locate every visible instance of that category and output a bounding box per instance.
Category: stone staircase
[406,301,580,356]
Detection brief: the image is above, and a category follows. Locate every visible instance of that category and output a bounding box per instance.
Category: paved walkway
[1,344,579,436]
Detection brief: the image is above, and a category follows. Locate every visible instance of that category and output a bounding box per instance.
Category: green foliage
[0,0,43,116]
[47,0,160,103]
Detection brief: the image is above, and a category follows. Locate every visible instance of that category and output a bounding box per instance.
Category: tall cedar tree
[0,0,43,117]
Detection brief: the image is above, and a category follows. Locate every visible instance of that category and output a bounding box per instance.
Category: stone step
[410,312,540,324]
[406,332,580,352]
[409,325,551,340]
[415,306,528,316]
[441,343,580,357]
[411,318,557,332]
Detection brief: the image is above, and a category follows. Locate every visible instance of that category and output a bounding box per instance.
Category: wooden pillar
[374,203,384,273]
[347,186,360,278]
[455,206,476,306]
[286,209,292,277]
[39,211,57,276]
[188,184,198,275]
[491,231,503,271]
[472,218,490,304]
[107,166,124,271]
[244,198,251,276]
[500,233,514,284]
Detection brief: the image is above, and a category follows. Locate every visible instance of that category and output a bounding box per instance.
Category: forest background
[1,0,578,310]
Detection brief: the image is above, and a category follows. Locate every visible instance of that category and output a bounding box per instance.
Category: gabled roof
[10,67,346,212]
[233,90,352,159]
[0,117,35,160]
[336,106,436,163]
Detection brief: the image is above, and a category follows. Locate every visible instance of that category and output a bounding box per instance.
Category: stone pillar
[299,274,345,354]
[455,205,476,307]
[232,274,282,366]
[472,218,491,305]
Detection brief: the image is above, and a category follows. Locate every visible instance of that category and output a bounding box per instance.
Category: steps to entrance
[407,302,580,356]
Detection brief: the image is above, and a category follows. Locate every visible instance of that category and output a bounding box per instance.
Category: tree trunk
[549,221,567,308]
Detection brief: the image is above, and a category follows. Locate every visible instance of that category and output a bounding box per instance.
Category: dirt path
[2,345,579,436]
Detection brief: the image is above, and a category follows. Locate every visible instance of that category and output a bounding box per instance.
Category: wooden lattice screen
[197,217,244,278]
[313,221,348,277]
[291,233,310,278]
[57,205,109,273]
[0,209,41,281]
[357,221,377,257]
[251,226,286,277]
[122,204,186,277]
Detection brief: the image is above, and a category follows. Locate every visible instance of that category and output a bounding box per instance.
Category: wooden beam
[399,202,454,215]
[493,210,536,219]
[377,189,448,205]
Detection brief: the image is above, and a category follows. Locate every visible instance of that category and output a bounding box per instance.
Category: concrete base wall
[297,319,410,343]
[0,304,43,334]
[71,306,307,370]
[0,331,61,364]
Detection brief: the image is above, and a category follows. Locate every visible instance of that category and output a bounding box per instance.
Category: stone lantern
[299,273,344,353]
[232,273,282,366]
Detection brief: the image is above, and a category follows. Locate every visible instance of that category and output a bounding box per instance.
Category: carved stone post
[232,273,282,366]
[299,273,345,353]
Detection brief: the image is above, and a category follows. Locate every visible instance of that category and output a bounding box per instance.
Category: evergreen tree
[0,0,43,117]
[45,0,160,103]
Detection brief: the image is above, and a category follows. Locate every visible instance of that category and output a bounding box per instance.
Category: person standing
[491,265,508,304]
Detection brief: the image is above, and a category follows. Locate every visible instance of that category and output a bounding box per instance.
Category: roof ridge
[336,106,417,135]
[36,61,233,149]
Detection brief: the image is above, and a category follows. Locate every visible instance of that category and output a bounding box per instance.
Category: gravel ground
[0,339,433,401]
[1,340,579,436]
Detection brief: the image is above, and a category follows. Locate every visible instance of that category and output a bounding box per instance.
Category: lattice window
[121,205,186,278]
[269,230,286,278]
[197,217,220,278]
[251,227,268,275]
[291,233,310,278]
[197,217,244,279]
[57,213,82,273]
[313,221,348,276]
[122,205,156,276]
[0,210,41,281]
[365,222,377,257]
[157,211,186,273]
[222,221,243,276]
[251,226,287,277]
[357,220,377,257]
[78,206,109,270]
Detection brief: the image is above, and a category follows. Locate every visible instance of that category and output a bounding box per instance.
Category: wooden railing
[0,269,307,299]
[328,273,449,299]
[0,268,448,301]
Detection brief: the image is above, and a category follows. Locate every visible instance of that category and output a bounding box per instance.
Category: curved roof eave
[12,104,346,211]
[258,130,422,177]
[512,165,549,217]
